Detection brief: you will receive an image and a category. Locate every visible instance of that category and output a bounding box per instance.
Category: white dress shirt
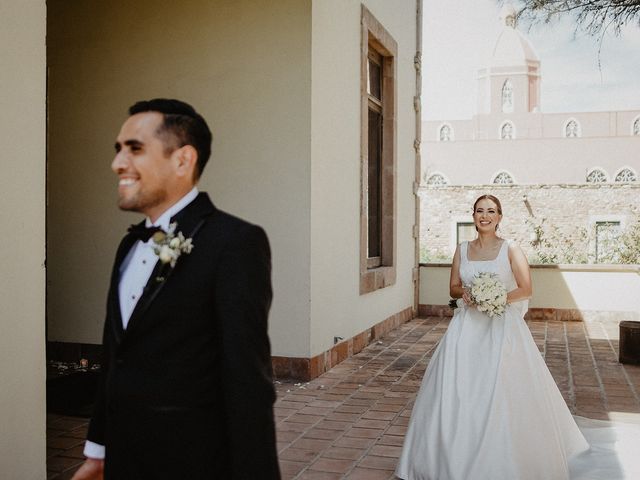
[84,187,199,460]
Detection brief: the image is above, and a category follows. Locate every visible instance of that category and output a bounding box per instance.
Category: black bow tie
[127,224,164,242]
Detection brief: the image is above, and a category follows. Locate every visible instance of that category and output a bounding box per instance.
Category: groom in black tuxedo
[72,99,281,479]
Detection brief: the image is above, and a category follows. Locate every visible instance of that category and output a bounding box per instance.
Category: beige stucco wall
[0,1,46,477]
[47,0,312,356]
[530,266,640,311]
[420,265,640,313]
[309,0,416,356]
[419,266,451,307]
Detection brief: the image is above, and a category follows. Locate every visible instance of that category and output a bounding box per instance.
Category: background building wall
[426,110,640,140]
[419,184,640,262]
[0,1,46,477]
[422,134,639,185]
[46,0,312,356]
[309,0,417,356]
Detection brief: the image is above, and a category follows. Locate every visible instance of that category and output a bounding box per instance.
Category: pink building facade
[420,5,640,262]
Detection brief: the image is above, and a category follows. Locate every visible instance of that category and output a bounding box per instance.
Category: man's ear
[173,145,198,180]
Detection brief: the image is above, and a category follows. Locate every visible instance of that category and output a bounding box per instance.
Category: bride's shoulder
[455,240,469,250]
[504,239,527,259]
[503,238,520,248]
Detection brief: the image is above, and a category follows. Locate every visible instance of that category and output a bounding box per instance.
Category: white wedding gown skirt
[396,241,640,480]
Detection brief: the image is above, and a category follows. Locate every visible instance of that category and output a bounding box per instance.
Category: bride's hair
[473,194,502,214]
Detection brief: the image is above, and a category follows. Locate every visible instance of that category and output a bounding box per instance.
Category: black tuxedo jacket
[88,193,280,479]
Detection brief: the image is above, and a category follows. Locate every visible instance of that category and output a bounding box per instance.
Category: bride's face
[473,199,502,233]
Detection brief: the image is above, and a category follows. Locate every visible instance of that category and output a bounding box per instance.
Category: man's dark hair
[129,98,212,179]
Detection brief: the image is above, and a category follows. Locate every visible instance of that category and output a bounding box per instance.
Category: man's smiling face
[111,112,177,221]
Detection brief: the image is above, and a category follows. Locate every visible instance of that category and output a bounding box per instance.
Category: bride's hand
[462,289,473,305]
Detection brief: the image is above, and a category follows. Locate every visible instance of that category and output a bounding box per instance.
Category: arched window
[586,168,608,183]
[614,168,637,183]
[501,80,513,113]
[633,117,640,136]
[564,119,580,138]
[500,121,515,140]
[439,124,452,142]
[492,171,514,184]
[426,173,449,186]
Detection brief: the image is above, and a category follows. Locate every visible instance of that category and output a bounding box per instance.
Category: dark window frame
[360,6,397,294]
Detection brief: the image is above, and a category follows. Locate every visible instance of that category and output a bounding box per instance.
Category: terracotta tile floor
[47,316,640,479]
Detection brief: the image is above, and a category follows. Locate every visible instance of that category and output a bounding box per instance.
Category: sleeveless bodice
[459,240,517,292]
[459,239,528,315]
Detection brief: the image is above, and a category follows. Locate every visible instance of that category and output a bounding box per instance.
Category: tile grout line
[580,321,610,411]
[542,319,548,359]
[563,322,577,411]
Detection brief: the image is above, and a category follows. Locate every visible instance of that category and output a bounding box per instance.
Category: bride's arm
[450,245,472,303]
[507,243,532,303]
[450,245,464,298]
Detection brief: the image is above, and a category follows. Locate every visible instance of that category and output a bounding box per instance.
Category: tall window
[501,80,513,113]
[457,222,476,244]
[586,168,607,183]
[500,121,514,140]
[439,124,452,141]
[565,119,580,138]
[367,50,383,262]
[360,6,397,294]
[595,221,621,263]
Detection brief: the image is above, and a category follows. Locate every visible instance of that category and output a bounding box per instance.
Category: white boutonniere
[151,222,194,268]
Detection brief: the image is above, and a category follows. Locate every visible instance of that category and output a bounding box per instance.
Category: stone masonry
[419,183,640,262]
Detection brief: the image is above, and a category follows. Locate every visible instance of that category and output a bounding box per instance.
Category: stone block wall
[419,183,640,263]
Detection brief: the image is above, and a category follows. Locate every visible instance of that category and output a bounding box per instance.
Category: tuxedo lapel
[123,193,216,336]
[168,192,216,239]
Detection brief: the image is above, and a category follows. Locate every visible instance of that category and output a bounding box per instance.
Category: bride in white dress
[396,195,640,480]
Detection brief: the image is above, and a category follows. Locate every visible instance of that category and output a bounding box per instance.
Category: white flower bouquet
[467,272,507,319]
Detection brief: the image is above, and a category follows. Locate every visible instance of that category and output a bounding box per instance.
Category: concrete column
[0,0,47,478]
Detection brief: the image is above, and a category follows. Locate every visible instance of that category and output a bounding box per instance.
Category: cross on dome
[490,3,539,68]
[477,3,541,114]
[499,4,517,28]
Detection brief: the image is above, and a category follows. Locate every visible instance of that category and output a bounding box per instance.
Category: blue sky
[422,0,640,120]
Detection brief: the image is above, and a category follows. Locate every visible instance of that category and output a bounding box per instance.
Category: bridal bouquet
[467,272,507,319]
